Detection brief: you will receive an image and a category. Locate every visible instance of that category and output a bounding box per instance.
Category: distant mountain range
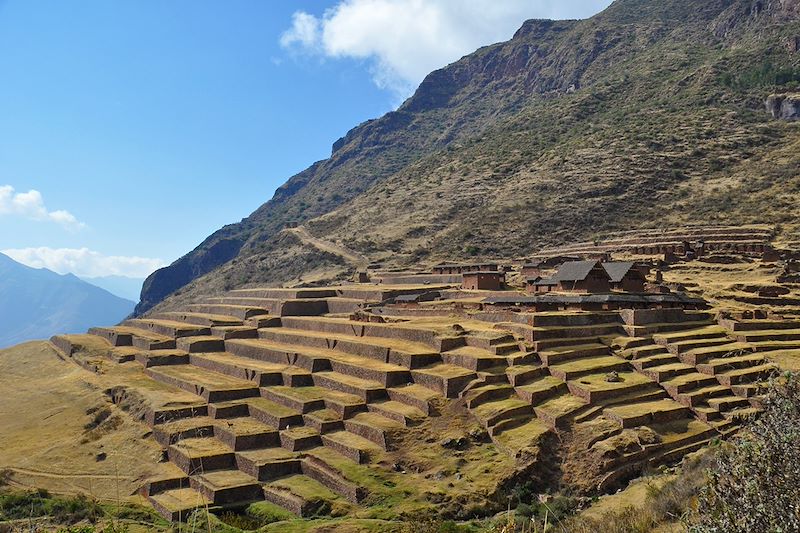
[80,275,144,302]
[0,253,135,348]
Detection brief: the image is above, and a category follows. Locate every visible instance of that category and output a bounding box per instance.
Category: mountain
[81,275,144,302]
[0,253,135,347]
[137,0,800,315]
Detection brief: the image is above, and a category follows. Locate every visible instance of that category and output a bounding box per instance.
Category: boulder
[766,93,800,121]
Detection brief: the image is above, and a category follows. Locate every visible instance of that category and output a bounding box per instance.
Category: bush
[0,490,101,524]
[690,374,800,533]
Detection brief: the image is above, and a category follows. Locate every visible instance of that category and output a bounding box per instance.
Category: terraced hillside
[138,0,800,314]
[46,281,800,523]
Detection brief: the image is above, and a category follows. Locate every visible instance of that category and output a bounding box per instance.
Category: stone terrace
[537,225,773,257]
[49,282,791,521]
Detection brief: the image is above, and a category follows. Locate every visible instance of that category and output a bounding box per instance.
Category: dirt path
[2,467,135,481]
[285,225,369,268]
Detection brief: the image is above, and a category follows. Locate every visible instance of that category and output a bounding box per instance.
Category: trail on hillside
[2,466,135,481]
[285,226,369,269]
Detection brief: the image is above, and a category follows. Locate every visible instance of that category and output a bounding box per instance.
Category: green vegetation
[692,374,800,533]
[0,489,165,531]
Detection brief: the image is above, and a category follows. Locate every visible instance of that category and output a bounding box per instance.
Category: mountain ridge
[0,253,135,347]
[137,0,800,315]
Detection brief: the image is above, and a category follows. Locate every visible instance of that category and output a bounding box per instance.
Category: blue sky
[0,0,612,279]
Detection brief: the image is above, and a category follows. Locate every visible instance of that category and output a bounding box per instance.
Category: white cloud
[280,0,612,98]
[0,185,86,231]
[2,247,166,278]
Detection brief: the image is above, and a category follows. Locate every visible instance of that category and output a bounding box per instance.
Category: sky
[0,0,613,280]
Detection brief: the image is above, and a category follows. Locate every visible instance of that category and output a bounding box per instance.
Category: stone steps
[147,404,208,426]
[235,448,301,481]
[463,384,514,408]
[214,417,280,451]
[623,319,716,337]
[148,487,211,522]
[320,431,383,464]
[665,337,734,355]
[168,437,237,474]
[124,318,211,339]
[528,322,623,342]
[678,343,754,365]
[696,354,768,376]
[410,364,477,398]
[343,412,404,449]
[154,312,243,327]
[300,453,367,503]
[622,344,670,360]
[653,327,727,345]
[732,329,800,343]
[139,463,189,497]
[386,383,442,416]
[205,297,330,317]
[188,352,295,387]
[471,397,533,429]
[258,327,440,369]
[229,287,338,300]
[442,346,509,371]
[146,365,260,402]
[721,319,800,332]
[367,400,426,426]
[533,394,588,429]
[260,385,365,417]
[152,416,216,447]
[190,470,263,506]
[210,325,259,340]
[232,398,303,429]
[538,343,610,366]
[630,353,678,370]
[567,374,663,404]
[715,364,779,387]
[89,326,176,350]
[135,350,190,368]
[176,336,226,353]
[303,408,345,433]
[525,311,622,328]
[547,356,630,381]
[515,375,568,404]
[280,426,322,451]
[641,362,697,383]
[279,316,441,350]
[604,399,691,429]
[187,304,270,320]
[661,372,720,397]
[505,364,547,386]
[231,336,412,387]
[262,474,344,517]
[311,371,387,402]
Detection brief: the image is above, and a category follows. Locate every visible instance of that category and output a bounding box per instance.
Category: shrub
[690,374,800,533]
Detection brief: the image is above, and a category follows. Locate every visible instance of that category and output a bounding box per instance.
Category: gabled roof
[552,261,609,282]
[602,261,637,283]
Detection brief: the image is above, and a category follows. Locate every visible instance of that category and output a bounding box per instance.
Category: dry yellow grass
[0,341,162,500]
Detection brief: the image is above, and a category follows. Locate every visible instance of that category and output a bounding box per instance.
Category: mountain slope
[0,253,135,347]
[138,0,800,314]
[81,275,144,302]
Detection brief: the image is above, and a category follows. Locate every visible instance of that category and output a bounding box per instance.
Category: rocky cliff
[137,0,800,314]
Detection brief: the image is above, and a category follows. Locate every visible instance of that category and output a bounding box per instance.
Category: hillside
[0,253,135,347]
[81,275,145,302]
[138,0,800,315]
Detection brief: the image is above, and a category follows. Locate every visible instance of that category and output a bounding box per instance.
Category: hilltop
[138,0,800,317]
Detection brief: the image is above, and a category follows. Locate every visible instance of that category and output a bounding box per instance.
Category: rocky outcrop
[766,93,800,121]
